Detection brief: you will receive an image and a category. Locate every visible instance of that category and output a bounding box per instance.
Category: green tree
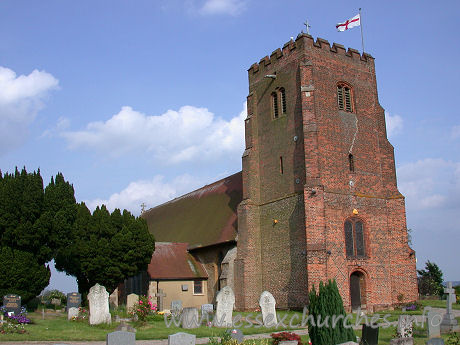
[55,203,155,295]
[307,280,356,345]
[0,246,51,303]
[417,260,444,296]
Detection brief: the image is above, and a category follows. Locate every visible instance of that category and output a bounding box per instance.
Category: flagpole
[359,8,365,54]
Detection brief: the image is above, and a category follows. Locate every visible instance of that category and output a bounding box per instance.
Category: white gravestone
[397,315,414,338]
[215,286,235,327]
[168,332,196,345]
[126,293,139,312]
[427,310,442,338]
[67,307,79,320]
[259,291,277,327]
[88,283,111,325]
[182,307,200,329]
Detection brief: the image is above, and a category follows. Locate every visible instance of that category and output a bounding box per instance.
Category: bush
[271,331,302,345]
[40,289,67,306]
[307,280,356,345]
[128,295,157,322]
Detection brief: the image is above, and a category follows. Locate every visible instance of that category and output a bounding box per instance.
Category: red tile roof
[142,172,242,248]
[147,242,208,280]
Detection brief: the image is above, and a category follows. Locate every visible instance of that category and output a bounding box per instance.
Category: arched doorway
[350,271,366,310]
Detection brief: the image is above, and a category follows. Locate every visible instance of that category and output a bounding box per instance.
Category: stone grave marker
[397,315,415,338]
[336,342,359,345]
[440,282,459,332]
[226,329,244,343]
[201,303,213,320]
[51,298,61,306]
[106,330,135,345]
[427,310,442,338]
[126,293,139,311]
[168,332,196,345]
[3,294,21,315]
[115,320,136,333]
[361,323,379,345]
[259,291,277,327]
[155,289,167,311]
[182,307,200,329]
[425,338,445,345]
[171,300,183,316]
[67,307,79,320]
[67,292,81,311]
[215,286,235,327]
[88,283,111,325]
[389,338,414,345]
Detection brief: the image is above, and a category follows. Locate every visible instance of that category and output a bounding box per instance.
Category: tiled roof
[147,242,207,279]
[142,172,242,248]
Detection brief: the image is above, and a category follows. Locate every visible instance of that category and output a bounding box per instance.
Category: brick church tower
[234,34,418,311]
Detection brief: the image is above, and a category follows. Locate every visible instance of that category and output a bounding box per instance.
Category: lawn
[1,304,459,343]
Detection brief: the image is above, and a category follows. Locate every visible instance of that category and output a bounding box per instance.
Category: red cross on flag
[336,13,361,31]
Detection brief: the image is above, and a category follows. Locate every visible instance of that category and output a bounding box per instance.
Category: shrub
[128,295,157,322]
[307,280,356,345]
[271,331,302,345]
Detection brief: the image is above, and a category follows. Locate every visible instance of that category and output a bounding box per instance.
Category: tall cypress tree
[307,280,356,345]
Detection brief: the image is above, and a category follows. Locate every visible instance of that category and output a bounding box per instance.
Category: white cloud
[85,174,202,215]
[61,102,246,164]
[397,158,460,211]
[199,0,246,16]
[451,125,460,139]
[0,66,59,154]
[385,111,403,138]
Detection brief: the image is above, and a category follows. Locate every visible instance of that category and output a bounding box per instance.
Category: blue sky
[1,1,459,293]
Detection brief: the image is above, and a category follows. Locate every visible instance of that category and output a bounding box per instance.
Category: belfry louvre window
[280,88,287,114]
[337,83,353,112]
[272,92,279,118]
[344,218,365,257]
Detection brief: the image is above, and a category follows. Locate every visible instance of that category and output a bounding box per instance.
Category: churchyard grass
[419,299,460,310]
[0,310,306,341]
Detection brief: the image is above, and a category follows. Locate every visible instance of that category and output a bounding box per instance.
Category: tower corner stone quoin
[234,33,418,312]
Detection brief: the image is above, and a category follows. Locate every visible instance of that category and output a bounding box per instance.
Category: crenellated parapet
[248,33,374,76]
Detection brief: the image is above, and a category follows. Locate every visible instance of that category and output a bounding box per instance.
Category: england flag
[336,14,361,32]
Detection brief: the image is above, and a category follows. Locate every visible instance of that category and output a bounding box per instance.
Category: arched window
[280,88,287,114]
[337,83,353,112]
[344,218,365,257]
[271,92,279,118]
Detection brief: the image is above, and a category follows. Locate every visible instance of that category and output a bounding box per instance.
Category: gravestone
[397,315,414,338]
[425,338,444,345]
[215,286,235,327]
[259,291,277,327]
[67,307,79,320]
[182,307,200,329]
[389,338,414,345]
[67,292,81,310]
[440,282,459,332]
[51,298,61,306]
[155,289,167,311]
[88,283,111,325]
[336,342,359,345]
[201,303,213,316]
[115,321,136,333]
[168,332,196,345]
[106,330,135,345]
[126,293,139,311]
[171,300,183,316]
[427,310,442,338]
[2,294,21,315]
[361,323,379,345]
[226,329,244,343]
